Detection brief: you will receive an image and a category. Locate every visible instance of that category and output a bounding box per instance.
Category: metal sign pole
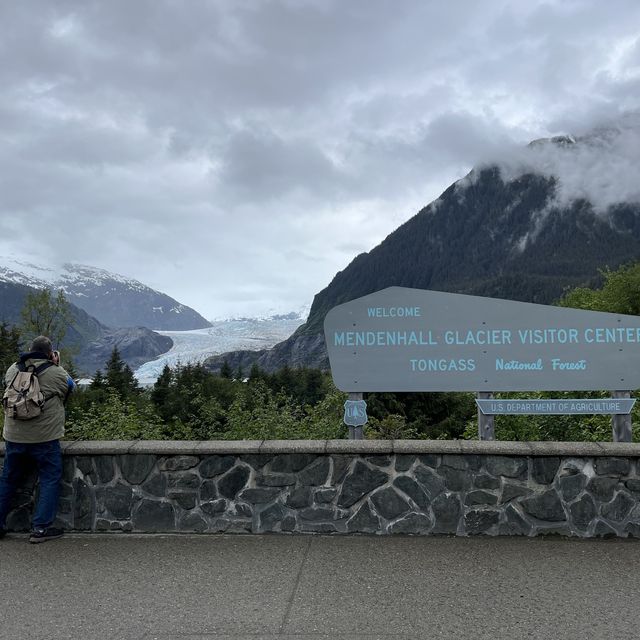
[612,390,632,442]
[477,391,495,441]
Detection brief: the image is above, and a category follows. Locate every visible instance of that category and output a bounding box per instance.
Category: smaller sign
[476,398,636,416]
[344,400,368,426]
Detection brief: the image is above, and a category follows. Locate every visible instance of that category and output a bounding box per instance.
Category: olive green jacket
[3,357,72,443]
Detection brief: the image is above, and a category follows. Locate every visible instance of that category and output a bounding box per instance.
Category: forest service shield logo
[343,399,368,426]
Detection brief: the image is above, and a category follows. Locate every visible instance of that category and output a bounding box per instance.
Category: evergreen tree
[220,360,232,379]
[274,364,296,397]
[105,347,126,388]
[0,322,21,373]
[249,363,264,382]
[149,362,237,431]
[151,364,174,421]
[300,368,326,406]
[62,357,79,382]
[105,347,140,398]
[122,364,140,394]
[90,370,106,389]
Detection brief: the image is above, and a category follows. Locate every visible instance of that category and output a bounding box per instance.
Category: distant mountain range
[0,259,211,330]
[0,277,173,374]
[204,121,640,374]
[0,257,312,377]
[0,259,214,374]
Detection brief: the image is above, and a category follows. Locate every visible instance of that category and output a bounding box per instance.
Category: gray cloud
[217,128,341,201]
[1,0,640,317]
[497,113,640,212]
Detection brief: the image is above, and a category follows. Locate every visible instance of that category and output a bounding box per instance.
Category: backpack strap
[6,361,30,392]
[5,370,21,393]
[34,362,54,376]
[16,361,52,374]
[34,361,56,402]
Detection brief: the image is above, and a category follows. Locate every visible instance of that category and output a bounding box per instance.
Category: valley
[134,315,305,384]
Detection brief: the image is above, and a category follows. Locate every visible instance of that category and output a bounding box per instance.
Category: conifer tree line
[62,354,478,441]
[2,263,640,441]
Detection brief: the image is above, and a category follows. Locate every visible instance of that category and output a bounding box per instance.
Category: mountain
[203,332,327,375]
[0,260,211,330]
[0,279,172,375]
[77,328,173,374]
[204,120,640,373]
[0,279,104,348]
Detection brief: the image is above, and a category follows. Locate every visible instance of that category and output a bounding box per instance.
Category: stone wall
[3,440,640,537]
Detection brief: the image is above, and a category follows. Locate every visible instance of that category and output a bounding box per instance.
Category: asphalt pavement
[1,533,639,640]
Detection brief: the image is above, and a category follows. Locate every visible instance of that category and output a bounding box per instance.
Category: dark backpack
[2,362,53,420]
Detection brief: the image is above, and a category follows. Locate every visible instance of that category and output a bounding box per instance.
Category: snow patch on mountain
[0,256,212,330]
[0,256,149,294]
[57,263,150,293]
[209,302,311,324]
[0,257,62,289]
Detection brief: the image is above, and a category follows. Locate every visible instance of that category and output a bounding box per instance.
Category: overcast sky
[1,0,640,319]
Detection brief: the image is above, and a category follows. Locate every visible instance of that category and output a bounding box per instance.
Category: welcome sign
[324,287,640,392]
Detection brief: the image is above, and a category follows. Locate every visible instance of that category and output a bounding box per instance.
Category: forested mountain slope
[204,124,640,373]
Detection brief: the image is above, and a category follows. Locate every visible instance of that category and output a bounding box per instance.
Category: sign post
[477,392,495,441]
[612,391,633,442]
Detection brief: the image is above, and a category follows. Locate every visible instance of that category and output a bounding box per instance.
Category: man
[0,336,75,543]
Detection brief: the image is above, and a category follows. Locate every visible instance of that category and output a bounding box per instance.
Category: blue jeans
[0,440,62,530]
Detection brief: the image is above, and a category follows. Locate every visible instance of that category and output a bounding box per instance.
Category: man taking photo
[0,335,75,543]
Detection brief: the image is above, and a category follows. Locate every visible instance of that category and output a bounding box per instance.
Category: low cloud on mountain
[496,113,640,212]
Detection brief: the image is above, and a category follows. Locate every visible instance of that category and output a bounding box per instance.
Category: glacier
[134,315,305,384]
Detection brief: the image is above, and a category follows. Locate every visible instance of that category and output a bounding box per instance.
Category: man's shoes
[29,527,64,544]
[0,529,6,539]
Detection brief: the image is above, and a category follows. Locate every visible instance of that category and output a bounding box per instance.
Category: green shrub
[65,390,167,440]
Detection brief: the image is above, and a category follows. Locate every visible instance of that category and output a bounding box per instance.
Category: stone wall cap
[459,440,533,455]
[394,440,462,454]
[326,440,394,454]
[129,441,202,455]
[259,440,327,454]
[63,440,135,455]
[593,442,640,456]
[4,439,640,456]
[195,441,263,454]
[527,441,604,456]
